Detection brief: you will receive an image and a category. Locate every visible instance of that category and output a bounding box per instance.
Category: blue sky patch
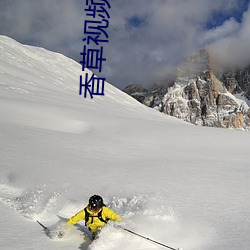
[206,0,249,29]
[126,15,148,28]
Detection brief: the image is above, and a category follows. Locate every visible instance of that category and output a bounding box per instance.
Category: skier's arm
[67,209,85,225]
[104,207,122,222]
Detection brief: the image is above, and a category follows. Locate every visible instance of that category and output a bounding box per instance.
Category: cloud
[0,0,249,89]
[209,4,250,69]
[0,1,86,56]
[200,18,240,45]
[104,0,248,87]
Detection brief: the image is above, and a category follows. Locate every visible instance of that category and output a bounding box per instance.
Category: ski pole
[122,227,180,250]
[37,220,48,231]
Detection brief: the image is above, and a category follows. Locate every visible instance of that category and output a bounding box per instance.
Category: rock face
[124,49,250,130]
[218,66,250,100]
[123,84,147,103]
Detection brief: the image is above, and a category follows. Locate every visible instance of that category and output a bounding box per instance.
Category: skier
[66,194,122,239]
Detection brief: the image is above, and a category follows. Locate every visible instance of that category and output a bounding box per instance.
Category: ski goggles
[89,204,101,212]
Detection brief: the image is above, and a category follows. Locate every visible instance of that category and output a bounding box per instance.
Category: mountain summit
[124,49,250,130]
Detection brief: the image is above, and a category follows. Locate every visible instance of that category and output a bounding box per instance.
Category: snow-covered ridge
[0,35,144,105]
[0,35,155,134]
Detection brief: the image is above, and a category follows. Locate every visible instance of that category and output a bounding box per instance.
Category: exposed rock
[122,84,147,103]
[217,66,250,99]
[123,84,147,95]
[123,49,250,130]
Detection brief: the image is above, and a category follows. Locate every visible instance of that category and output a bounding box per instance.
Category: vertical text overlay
[79,0,111,99]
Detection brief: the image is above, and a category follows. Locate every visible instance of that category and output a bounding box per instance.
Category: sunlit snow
[0,36,250,250]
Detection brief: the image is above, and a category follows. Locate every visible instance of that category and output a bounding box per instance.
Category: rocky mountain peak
[177,48,210,78]
[123,49,250,130]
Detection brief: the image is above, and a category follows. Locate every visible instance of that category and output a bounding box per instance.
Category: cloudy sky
[0,0,249,89]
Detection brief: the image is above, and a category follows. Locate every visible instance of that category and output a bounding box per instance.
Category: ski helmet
[89,195,104,210]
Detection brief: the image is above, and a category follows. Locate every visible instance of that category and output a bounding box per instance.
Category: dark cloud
[0,0,249,89]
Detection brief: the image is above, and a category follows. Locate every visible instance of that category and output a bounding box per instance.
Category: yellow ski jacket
[67,206,121,233]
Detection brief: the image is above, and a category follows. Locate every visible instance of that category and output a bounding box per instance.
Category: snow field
[1,36,250,250]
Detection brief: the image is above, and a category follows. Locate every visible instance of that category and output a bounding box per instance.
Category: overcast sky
[0,0,249,89]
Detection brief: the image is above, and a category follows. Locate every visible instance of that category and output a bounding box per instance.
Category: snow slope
[0,35,250,250]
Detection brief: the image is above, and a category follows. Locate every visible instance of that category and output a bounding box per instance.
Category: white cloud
[0,0,249,88]
[200,17,240,45]
[209,5,250,68]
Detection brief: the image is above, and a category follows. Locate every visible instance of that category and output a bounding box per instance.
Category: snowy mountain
[1,36,250,250]
[124,49,250,130]
[217,65,250,100]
